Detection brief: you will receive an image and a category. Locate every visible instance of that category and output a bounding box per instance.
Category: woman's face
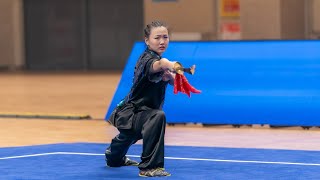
[145,26,169,56]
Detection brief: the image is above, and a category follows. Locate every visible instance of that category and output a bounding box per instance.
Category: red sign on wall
[220,0,240,17]
[220,22,241,40]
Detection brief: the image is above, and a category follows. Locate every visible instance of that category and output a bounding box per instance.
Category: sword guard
[173,62,195,75]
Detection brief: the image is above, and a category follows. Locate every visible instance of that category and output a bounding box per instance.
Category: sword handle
[173,62,195,75]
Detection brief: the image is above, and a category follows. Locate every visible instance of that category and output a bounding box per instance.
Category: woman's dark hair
[144,21,168,39]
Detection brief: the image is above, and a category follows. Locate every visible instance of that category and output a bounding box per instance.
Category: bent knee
[153,110,166,124]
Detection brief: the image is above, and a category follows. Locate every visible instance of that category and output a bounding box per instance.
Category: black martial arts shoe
[139,168,171,177]
[106,155,139,167]
[123,157,139,166]
[105,149,139,167]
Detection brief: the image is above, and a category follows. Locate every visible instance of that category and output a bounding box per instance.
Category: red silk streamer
[174,74,201,97]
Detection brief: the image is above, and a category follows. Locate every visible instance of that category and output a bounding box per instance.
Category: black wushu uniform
[106,48,168,170]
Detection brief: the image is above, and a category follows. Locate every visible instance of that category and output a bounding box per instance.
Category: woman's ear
[144,37,149,46]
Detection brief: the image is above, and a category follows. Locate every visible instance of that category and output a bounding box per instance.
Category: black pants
[105,109,166,170]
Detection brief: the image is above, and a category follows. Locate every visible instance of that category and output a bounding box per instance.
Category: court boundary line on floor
[1,152,320,166]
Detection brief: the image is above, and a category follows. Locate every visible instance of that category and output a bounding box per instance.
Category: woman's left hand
[162,70,175,84]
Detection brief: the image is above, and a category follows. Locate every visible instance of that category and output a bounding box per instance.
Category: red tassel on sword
[173,73,201,97]
[172,62,201,97]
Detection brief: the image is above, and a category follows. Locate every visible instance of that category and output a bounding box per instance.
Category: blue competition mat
[1,143,320,179]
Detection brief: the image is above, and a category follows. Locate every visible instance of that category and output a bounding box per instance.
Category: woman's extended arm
[150,58,175,74]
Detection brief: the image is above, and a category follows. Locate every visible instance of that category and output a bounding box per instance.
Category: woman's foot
[139,168,171,177]
[106,154,139,167]
[123,157,139,166]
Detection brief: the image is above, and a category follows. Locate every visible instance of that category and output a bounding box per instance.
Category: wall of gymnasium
[144,0,218,40]
[0,0,24,70]
[145,0,306,40]
[0,0,320,70]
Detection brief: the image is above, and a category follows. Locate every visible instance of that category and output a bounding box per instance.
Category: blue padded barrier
[106,40,320,126]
